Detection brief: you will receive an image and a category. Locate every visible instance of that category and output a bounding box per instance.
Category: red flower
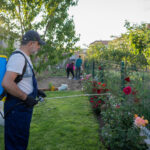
[102,83,106,87]
[90,97,94,100]
[98,66,102,70]
[93,104,98,108]
[98,82,101,85]
[97,89,102,94]
[94,96,98,99]
[105,89,109,92]
[124,77,130,82]
[95,104,98,107]
[123,86,132,95]
[90,100,94,103]
[98,100,102,103]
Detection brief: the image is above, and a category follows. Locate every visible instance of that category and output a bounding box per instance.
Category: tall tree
[124,21,150,66]
[0,0,79,72]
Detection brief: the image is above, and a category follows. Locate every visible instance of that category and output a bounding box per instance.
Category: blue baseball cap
[22,30,45,45]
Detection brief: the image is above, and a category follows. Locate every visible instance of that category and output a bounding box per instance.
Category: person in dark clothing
[66,61,75,79]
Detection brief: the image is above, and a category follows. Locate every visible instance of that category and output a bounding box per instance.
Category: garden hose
[43,93,110,100]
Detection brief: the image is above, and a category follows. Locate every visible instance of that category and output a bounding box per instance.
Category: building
[90,40,110,46]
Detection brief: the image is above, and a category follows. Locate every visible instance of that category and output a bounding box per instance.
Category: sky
[69,0,150,48]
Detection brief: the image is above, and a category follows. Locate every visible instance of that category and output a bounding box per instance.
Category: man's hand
[24,96,38,107]
[37,89,46,97]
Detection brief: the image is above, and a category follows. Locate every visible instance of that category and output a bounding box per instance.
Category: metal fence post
[84,60,89,74]
[121,61,125,90]
[99,64,104,83]
[84,61,87,73]
[92,60,95,79]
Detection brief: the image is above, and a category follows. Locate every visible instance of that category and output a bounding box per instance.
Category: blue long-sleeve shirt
[75,58,82,68]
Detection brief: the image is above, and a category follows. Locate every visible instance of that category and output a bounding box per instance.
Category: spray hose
[43,93,110,100]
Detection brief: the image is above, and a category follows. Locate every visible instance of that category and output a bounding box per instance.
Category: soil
[37,77,82,91]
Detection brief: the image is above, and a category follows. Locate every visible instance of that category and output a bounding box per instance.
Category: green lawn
[0,91,106,150]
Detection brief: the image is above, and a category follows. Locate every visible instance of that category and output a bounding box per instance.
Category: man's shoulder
[9,53,25,61]
[7,52,26,68]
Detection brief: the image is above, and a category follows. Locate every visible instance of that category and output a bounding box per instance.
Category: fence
[84,60,150,90]
[84,59,150,120]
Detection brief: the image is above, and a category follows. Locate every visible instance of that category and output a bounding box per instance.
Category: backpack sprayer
[0,55,7,102]
[0,52,45,119]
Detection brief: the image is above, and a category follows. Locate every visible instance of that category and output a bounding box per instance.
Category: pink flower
[123,86,132,95]
[98,82,101,85]
[124,77,130,82]
[134,116,148,127]
[86,74,92,79]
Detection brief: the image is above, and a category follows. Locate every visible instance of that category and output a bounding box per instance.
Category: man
[75,55,82,79]
[2,30,46,150]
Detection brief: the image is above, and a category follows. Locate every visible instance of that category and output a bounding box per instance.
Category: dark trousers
[67,68,74,78]
[4,95,33,150]
[75,67,81,79]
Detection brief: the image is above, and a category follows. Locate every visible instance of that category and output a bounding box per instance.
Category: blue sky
[69,0,150,47]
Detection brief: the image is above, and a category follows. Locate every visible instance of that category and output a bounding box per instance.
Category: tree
[106,34,131,63]
[104,21,150,67]
[124,21,150,66]
[0,0,79,72]
[86,41,107,61]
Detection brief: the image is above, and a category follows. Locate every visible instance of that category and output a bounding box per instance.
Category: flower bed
[81,72,150,149]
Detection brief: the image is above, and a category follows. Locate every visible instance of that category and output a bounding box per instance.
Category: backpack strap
[10,51,28,83]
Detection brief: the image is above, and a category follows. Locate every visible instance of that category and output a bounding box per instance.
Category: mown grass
[0,91,106,150]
